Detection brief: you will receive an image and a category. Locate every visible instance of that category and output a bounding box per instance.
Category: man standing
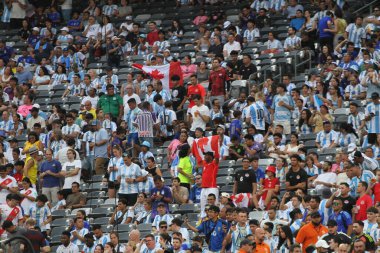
[98,84,123,120]
[39,149,62,203]
[186,205,227,253]
[271,84,294,135]
[208,58,228,105]
[150,175,173,219]
[91,119,109,175]
[318,11,334,50]
[233,157,258,209]
[134,101,156,147]
[255,228,271,252]
[296,212,328,253]
[171,75,186,120]
[345,16,366,49]
[223,209,251,252]
[355,181,373,221]
[363,92,380,138]
[0,165,18,204]
[147,21,159,46]
[284,27,301,52]
[286,154,308,193]
[189,94,210,133]
[186,75,206,110]
[238,54,257,81]
[328,198,353,235]
[125,98,142,156]
[199,152,219,217]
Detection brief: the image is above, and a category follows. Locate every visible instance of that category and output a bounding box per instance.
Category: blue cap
[141,141,151,148]
[91,119,99,126]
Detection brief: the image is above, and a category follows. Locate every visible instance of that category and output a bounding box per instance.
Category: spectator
[39,149,62,203]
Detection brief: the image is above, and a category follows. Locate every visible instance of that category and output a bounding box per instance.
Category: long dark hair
[277,225,294,250]
[298,109,312,129]
[340,122,359,138]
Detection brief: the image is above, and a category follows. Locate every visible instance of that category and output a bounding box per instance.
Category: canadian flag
[192,135,220,165]
[132,62,183,91]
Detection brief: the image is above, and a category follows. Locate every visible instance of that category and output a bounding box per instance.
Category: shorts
[127,133,139,145]
[108,181,120,190]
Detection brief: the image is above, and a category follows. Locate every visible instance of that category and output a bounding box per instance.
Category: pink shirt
[181,64,197,79]
[193,16,208,25]
[17,104,33,118]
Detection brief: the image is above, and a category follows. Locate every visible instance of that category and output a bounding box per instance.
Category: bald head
[84,101,92,108]
[255,228,265,242]
[129,229,140,241]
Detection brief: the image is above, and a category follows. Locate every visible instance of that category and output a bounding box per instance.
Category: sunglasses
[160,226,167,228]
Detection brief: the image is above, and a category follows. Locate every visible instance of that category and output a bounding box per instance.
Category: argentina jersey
[365,102,380,133]
[249,102,266,130]
[108,157,123,182]
[271,94,294,121]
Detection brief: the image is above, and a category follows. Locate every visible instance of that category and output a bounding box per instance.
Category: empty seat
[137,223,152,231]
[134,14,151,23]
[51,209,70,219]
[93,217,111,225]
[51,218,70,227]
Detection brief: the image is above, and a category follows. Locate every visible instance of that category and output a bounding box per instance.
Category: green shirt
[98,94,123,118]
[178,156,193,184]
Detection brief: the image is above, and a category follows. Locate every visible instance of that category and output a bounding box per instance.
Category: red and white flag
[132,62,183,91]
[192,135,220,164]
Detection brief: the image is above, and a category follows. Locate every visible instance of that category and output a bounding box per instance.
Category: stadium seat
[93,217,111,225]
[51,209,70,219]
[51,218,70,228]
[249,211,265,221]
[89,207,114,218]
[119,232,130,243]
[137,223,152,232]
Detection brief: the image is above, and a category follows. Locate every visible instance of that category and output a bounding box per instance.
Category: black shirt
[208,43,223,56]
[171,85,186,111]
[235,169,256,194]
[321,232,351,253]
[339,195,356,214]
[126,32,139,47]
[238,63,257,80]
[286,167,308,192]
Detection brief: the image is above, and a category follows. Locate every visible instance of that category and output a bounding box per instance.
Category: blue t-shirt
[189,184,202,203]
[197,219,227,251]
[67,19,81,30]
[150,186,172,218]
[229,119,242,139]
[318,16,333,38]
[253,167,265,183]
[328,211,353,233]
[290,18,305,31]
[39,160,62,188]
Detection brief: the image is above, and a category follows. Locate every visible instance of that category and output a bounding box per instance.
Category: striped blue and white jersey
[0,119,13,132]
[138,151,154,168]
[271,94,294,121]
[243,29,260,42]
[284,36,301,50]
[290,218,302,233]
[305,165,322,177]
[316,130,338,148]
[139,176,154,194]
[372,146,380,160]
[365,102,380,133]
[230,223,252,253]
[250,0,270,12]
[118,162,142,194]
[95,234,110,246]
[152,89,171,102]
[108,157,123,182]
[319,199,333,226]
[51,73,67,86]
[344,84,366,100]
[152,214,173,229]
[82,131,95,156]
[336,132,357,147]
[345,23,366,48]
[56,242,80,253]
[1,2,11,23]
[299,123,313,134]
[348,112,365,130]
[349,170,375,197]
[249,102,268,130]
[153,40,170,52]
[100,74,119,87]
[102,4,118,16]
[125,107,142,134]
[158,109,177,137]
[71,227,89,245]
[363,220,378,236]
[270,0,286,11]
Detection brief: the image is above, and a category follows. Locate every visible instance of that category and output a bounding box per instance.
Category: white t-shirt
[62,160,82,189]
[314,172,337,191]
[123,93,141,115]
[20,187,38,214]
[81,96,99,108]
[0,204,23,226]
[84,24,100,39]
[190,104,210,131]
[0,175,17,204]
[223,41,241,56]
[10,0,26,19]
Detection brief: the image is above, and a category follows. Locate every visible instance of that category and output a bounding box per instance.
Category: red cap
[266,166,276,175]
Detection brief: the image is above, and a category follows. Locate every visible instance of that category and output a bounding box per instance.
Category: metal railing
[353,0,378,14]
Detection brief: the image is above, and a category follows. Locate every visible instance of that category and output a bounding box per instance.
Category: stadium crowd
[0,0,379,253]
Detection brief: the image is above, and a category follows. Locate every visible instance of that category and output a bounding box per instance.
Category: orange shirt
[254,241,270,253]
[296,222,328,253]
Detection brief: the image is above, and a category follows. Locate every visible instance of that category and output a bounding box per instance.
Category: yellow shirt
[25,156,37,185]
[178,156,193,184]
[79,108,97,120]
[23,141,43,159]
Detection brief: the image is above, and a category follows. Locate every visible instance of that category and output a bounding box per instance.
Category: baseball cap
[28,146,38,154]
[17,63,24,67]
[310,211,321,218]
[371,92,380,100]
[217,124,225,130]
[157,202,166,207]
[141,141,151,148]
[60,27,69,32]
[347,143,357,153]
[221,192,230,198]
[32,104,40,109]
[126,16,133,20]
[32,27,40,32]
[139,34,147,38]
[266,166,276,174]
[326,219,338,227]
[353,151,363,158]
[315,240,329,249]
[91,119,99,126]
[223,21,231,29]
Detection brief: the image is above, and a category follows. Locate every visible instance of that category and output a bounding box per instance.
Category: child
[152,202,173,232]
[138,141,154,168]
[229,110,242,140]
[51,190,66,212]
[25,194,52,236]
[210,104,223,121]
[13,161,25,186]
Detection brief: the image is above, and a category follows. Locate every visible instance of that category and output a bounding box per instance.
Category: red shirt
[147,30,159,45]
[208,68,228,96]
[262,177,279,201]
[201,160,218,188]
[372,183,380,204]
[13,172,23,183]
[355,194,373,221]
[187,84,206,108]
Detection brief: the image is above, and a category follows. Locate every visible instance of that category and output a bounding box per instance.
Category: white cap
[126,16,133,20]
[111,36,119,41]
[347,143,357,153]
[38,151,43,156]
[223,21,231,29]
[315,240,329,249]
[32,103,40,109]
[221,192,230,198]
[32,27,40,32]
[60,27,69,32]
